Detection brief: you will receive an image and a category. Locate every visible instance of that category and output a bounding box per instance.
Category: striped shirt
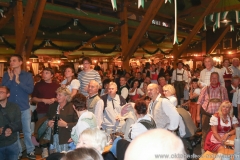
[78,69,102,96]
[197,85,228,114]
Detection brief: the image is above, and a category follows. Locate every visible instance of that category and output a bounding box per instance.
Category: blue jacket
[2,70,34,111]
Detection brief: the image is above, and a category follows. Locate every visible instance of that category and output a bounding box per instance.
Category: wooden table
[199,135,236,160]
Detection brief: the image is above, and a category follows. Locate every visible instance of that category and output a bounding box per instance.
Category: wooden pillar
[174,0,220,59]
[122,0,164,60]
[120,0,129,71]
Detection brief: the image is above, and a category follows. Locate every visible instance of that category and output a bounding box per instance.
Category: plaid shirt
[197,85,228,114]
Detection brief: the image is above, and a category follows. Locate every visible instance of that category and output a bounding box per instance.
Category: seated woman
[61,147,103,160]
[128,100,156,140]
[128,80,144,102]
[47,87,78,153]
[204,101,239,152]
[70,93,97,147]
[162,84,177,107]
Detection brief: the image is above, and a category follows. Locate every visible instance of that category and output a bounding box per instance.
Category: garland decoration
[0,36,15,49]
[77,21,110,36]
[92,43,117,54]
[159,48,173,55]
[39,19,74,33]
[146,32,165,44]
[178,38,186,45]
[48,40,82,52]
[32,40,46,52]
[0,36,82,52]
[142,47,159,55]
[38,18,123,36]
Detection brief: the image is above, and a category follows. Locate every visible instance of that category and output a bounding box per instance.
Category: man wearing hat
[171,61,188,105]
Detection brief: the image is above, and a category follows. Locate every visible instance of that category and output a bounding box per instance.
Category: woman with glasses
[204,101,238,152]
[47,87,78,153]
[61,67,80,97]
[162,84,178,107]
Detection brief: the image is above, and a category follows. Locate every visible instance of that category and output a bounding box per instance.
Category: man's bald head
[88,80,100,96]
[147,83,159,100]
[125,129,185,160]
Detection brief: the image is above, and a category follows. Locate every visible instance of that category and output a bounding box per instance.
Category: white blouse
[128,88,145,96]
[61,79,80,92]
[210,115,238,127]
[167,95,178,107]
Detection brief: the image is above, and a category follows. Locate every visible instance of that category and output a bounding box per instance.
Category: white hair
[125,129,186,160]
[80,128,107,153]
[89,80,100,89]
[109,82,117,89]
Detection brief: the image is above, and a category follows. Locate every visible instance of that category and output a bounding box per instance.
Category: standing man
[101,82,126,130]
[2,54,35,159]
[196,72,228,151]
[171,62,188,105]
[78,57,102,96]
[31,67,60,158]
[199,57,224,88]
[147,83,180,131]
[0,86,22,160]
[32,68,60,119]
[230,58,240,77]
[117,76,129,100]
[226,76,239,118]
[87,80,104,128]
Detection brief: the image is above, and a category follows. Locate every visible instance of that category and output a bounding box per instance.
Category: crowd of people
[0,54,240,160]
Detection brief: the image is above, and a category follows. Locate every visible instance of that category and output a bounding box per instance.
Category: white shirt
[121,87,129,99]
[148,94,180,130]
[230,65,240,77]
[171,68,188,83]
[167,95,178,107]
[193,88,201,95]
[128,88,145,96]
[61,79,80,92]
[210,115,238,126]
[93,99,104,128]
[199,67,225,87]
[72,111,96,145]
[128,114,152,140]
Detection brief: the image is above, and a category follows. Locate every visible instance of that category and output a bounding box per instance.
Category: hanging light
[60,52,67,59]
[29,52,38,60]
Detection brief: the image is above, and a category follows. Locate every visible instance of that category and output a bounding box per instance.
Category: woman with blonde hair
[47,87,78,152]
[162,84,177,107]
[204,101,238,152]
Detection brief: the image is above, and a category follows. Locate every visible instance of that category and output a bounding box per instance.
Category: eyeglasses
[163,90,168,92]
[83,63,90,65]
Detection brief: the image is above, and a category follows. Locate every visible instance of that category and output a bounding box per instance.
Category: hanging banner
[173,0,178,44]
[111,0,117,11]
[138,0,144,8]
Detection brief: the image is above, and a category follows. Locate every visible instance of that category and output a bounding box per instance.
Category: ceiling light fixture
[29,52,38,60]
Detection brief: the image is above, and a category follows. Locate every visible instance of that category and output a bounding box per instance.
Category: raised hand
[8,68,14,80]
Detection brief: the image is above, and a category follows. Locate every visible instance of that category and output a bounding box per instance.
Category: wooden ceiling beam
[122,0,164,60]
[175,0,220,59]
[25,0,47,57]
[16,0,37,54]
[0,8,13,30]
[14,0,24,54]
[206,26,230,55]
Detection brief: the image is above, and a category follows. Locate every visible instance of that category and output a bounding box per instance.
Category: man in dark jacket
[0,86,22,160]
